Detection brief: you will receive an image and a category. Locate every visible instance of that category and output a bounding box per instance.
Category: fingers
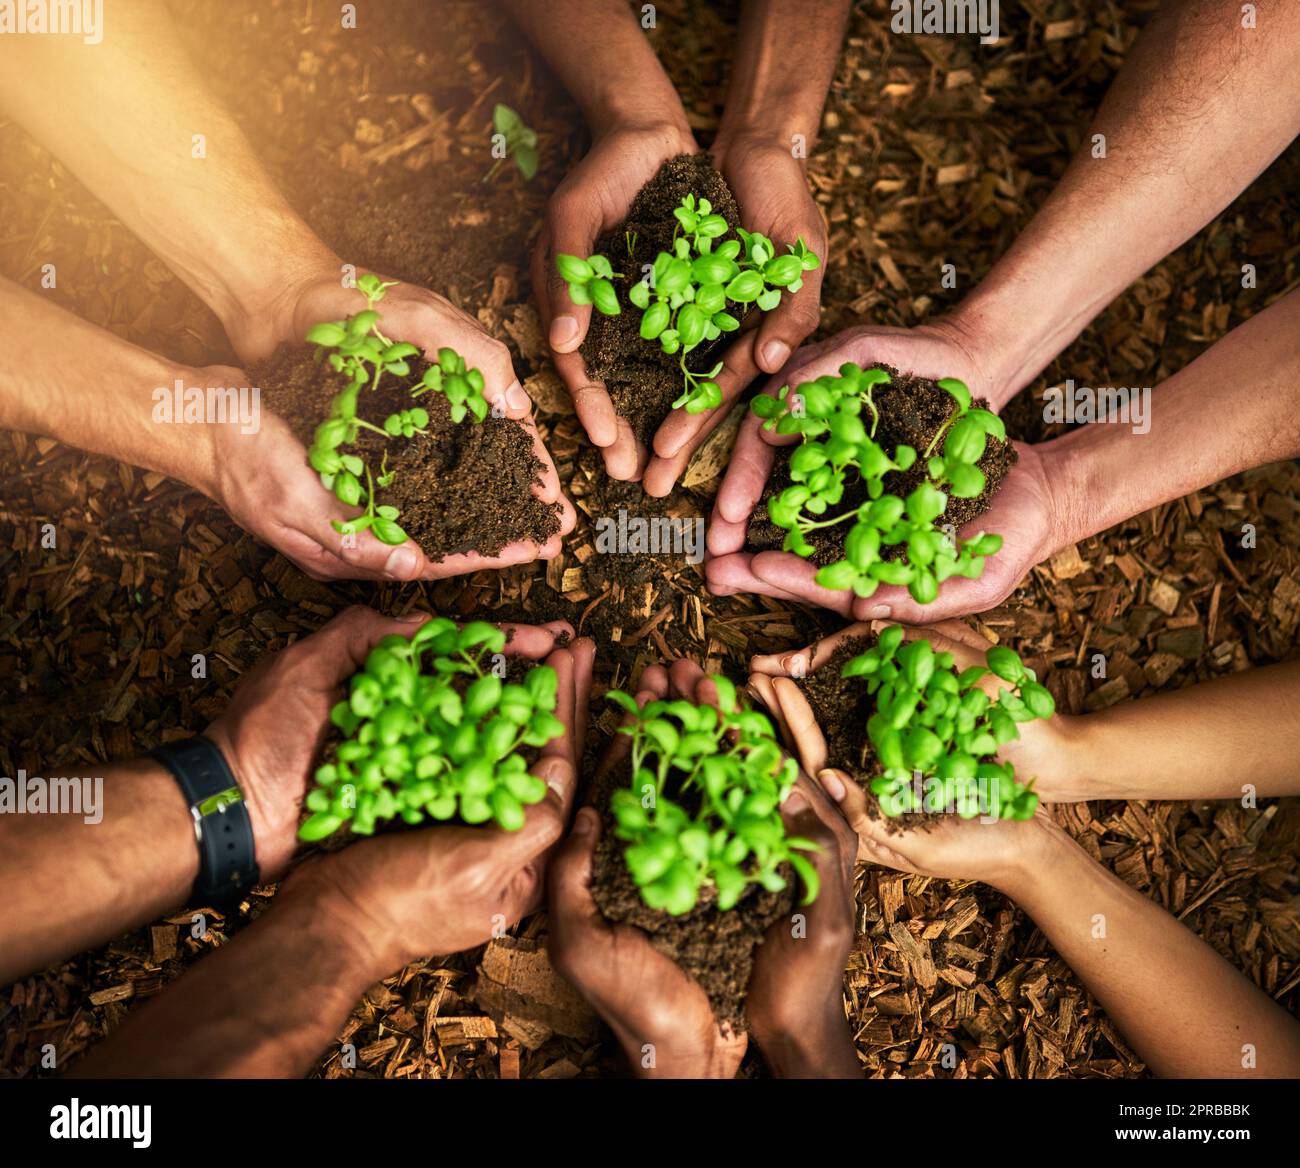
[771,677,828,776]
[300,605,432,685]
[539,203,597,355]
[452,331,526,420]
[646,333,761,498]
[704,552,809,604]
[600,412,648,482]
[570,637,596,749]
[547,807,608,950]
[498,621,573,661]
[668,657,707,702]
[595,672,666,782]
[749,621,875,677]
[814,767,875,866]
[552,349,620,450]
[712,408,776,534]
[750,551,855,617]
[746,673,793,748]
[753,265,825,376]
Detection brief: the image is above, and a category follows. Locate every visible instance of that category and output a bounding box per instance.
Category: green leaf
[937,377,972,411]
[591,278,620,316]
[306,321,347,347]
[555,254,594,284]
[371,517,408,545]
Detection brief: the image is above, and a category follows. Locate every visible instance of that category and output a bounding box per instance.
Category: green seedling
[486,103,538,181]
[843,625,1054,821]
[751,364,1006,604]
[305,275,488,545]
[298,619,564,841]
[555,194,820,415]
[605,674,820,916]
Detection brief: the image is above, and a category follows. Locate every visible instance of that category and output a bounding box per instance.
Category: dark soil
[587,758,794,1032]
[255,345,561,561]
[792,632,932,833]
[748,365,1016,566]
[580,154,747,447]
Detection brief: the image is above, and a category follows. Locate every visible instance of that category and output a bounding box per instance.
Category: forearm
[503,0,690,136]
[0,760,197,985]
[75,878,383,1077]
[999,824,1300,1077]
[0,1,337,348]
[714,0,851,152]
[1053,661,1300,801]
[1041,287,1300,551]
[947,0,1300,407]
[0,276,219,495]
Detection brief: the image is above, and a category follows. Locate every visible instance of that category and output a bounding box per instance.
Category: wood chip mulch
[1,0,1296,1078]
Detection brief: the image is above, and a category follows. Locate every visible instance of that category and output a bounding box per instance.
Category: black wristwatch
[150,735,260,910]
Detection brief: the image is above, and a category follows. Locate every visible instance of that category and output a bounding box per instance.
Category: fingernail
[551,314,579,348]
[818,768,847,802]
[784,789,809,814]
[499,379,526,414]
[761,340,791,370]
[862,604,891,619]
[398,610,431,623]
[780,652,806,677]
[384,546,418,579]
[572,807,596,836]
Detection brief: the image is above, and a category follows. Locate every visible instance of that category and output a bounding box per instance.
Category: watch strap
[150,735,260,909]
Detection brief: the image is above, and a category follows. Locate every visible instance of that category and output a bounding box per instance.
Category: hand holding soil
[708,323,1058,622]
[532,121,700,481]
[637,136,831,498]
[284,623,593,970]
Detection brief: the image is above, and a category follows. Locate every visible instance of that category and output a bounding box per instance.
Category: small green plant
[605,675,819,916]
[843,626,1054,820]
[298,620,563,841]
[751,363,1006,604]
[305,275,489,545]
[556,194,820,414]
[486,103,538,181]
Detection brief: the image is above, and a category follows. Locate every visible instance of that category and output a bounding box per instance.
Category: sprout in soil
[605,673,820,916]
[298,619,563,841]
[555,193,820,415]
[844,625,1055,820]
[485,103,538,182]
[305,274,489,546]
[751,364,1006,604]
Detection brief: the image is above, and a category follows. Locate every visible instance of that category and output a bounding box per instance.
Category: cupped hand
[819,766,1058,892]
[747,619,1067,813]
[744,771,859,1077]
[641,136,829,498]
[204,606,577,883]
[208,272,578,581]
[706,322,1057,622]
[532,120,700,482]
[547,662,749,1078]
[279,632,595,970]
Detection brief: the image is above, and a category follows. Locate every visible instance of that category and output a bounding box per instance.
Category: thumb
[817,768,873,858]
[545,202,598,355]
[548,807,607,944]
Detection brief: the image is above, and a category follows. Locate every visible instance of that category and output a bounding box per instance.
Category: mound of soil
[791,632,938,833]
[580,153,747,447]
[587,758,794,1032]
[748,365,1016,566]
[256,345,561,561]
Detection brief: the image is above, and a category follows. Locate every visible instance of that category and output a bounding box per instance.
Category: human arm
[74,635,594,1077]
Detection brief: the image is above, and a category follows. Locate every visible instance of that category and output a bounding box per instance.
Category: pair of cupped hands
[205,605,1074,1076]
[191,118,1058,625]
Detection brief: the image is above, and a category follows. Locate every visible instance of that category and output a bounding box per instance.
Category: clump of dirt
[580,153,746,447]
[587,758,794,1032]
[256,345,561,561]
[748,365,1016,566]
[790,632,935,833]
